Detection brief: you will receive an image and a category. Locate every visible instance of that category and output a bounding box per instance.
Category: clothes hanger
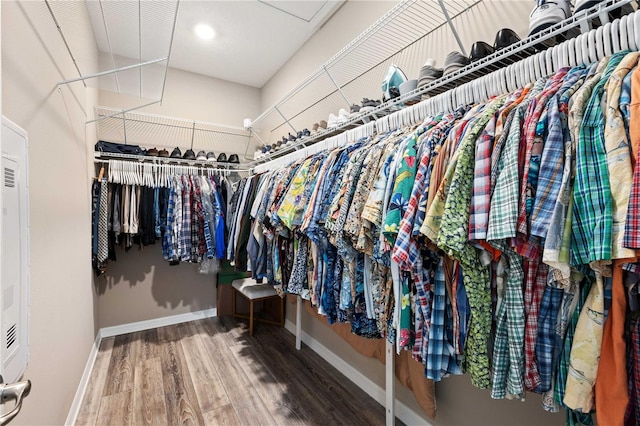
[612,18,621,53]
[595,26,605,61]
[603,22,613,57]
[635,10,640,52]
[589,29,599,63]
[568,38,577,67]
[621,14,630,51]
[580,33,593,64]
[628,12,637,51]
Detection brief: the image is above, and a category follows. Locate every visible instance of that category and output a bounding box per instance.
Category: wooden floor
[76,316,388,425]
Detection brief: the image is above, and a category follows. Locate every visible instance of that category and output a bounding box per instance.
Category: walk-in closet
[2,0,639,425]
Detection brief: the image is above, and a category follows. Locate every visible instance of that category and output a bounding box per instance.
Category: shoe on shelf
[158,149,169,158]
[469,41,495,62]
[311,123,320,134]
[319,120,327,130]
[206,151,216,161]
[443,51,470,76]
[196,150,207,161]
[574,0,600,13]
[399,79,419,105]
[302,128,311,137]
[528,0,571,37]
[170,147,182,159]
[217,152,227,162]
[228,154,240,164]
[183,149,196,160]
[494,28,521,50]
[147,147,159,157]
[327,113,339,129]
[350,104,361,115]
[288,132,296,143]
[337,108,349,124]
[417,60,443,88]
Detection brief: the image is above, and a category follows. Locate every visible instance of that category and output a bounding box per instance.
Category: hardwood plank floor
[76,317,389,425]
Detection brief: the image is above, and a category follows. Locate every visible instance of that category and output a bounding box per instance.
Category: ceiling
[86,0,344,89]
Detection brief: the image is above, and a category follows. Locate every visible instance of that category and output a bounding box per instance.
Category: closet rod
[93,158,252,173]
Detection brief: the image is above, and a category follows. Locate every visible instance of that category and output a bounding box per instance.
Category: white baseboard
[66,308,218,425]
[100,308,217,338]
[285,320,432,426]
[65,332,102,426]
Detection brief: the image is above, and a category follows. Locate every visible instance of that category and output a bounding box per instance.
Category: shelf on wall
[250,0,634,166]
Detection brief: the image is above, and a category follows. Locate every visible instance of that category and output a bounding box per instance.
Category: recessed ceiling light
[194,24,215,40]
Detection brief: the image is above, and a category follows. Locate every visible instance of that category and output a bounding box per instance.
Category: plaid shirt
[572,52,626,266]
[605,52,639,259]
[425,258,462,380]
[437,98,504,389]
[523,259,548,391]
[468,113,496,242]
[623,62,640,248]
[162,185,176,260]
[489,247,525,400]
[180,175,192,261]
[536,284,563,393]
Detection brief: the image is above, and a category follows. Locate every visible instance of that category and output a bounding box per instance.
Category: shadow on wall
[95,243,216,311]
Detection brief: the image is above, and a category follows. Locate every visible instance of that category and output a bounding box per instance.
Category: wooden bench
[231,278,284,336]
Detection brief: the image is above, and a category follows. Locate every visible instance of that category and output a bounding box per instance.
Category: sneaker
[318,120,327,130]
[528,0,571,37]
[443,51,470,76]
[574,0,599,13]
[399,79,419,104]
[350,104,361,114]
[337,108,349,124]
[217,153,227,162]
[327,113,339,129]
[228,154,240,164]
[170,147,182,159]
[196,150,207,161]
[302,128,311,137]
[206,151,216,161]
[311,123,320,134]
[183,149,196,160]
[288,132,296,142]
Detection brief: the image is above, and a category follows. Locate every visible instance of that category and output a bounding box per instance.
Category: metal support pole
[249,128,267,147]
[45,0,86,87]
[274,106,297,133]
[122,111,128,144]
[437,0,467,56]
[386,340,395,426]
[58,57,168,86]
[296,295,302,350]
[190,121,196,149]
[323,65,352,107]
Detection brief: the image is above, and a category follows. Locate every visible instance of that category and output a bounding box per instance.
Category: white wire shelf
[249,0,480,142]
[93,106,253,162]
[249,0,634,167]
